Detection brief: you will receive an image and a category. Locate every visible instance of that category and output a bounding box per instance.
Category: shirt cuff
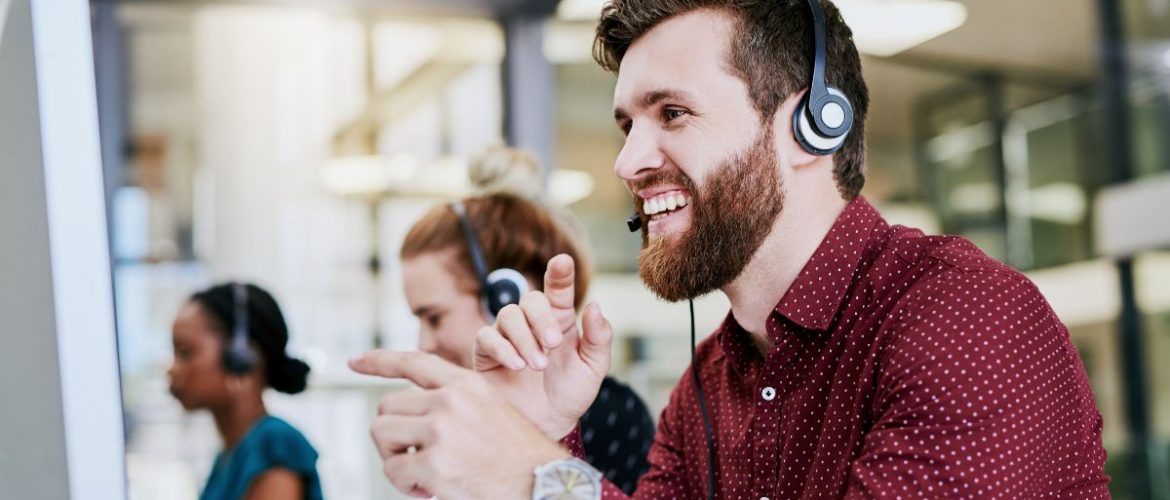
[558,426,633,499]
[557,425,586,460]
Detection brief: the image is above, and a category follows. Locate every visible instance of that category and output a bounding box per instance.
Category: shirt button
[761,387,776,401]
[761,497,771,500]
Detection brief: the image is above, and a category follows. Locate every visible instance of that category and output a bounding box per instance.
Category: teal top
[200,416,323,500]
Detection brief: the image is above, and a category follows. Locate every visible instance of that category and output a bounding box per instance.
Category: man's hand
[474,254,614,439]
[350,351,569,499]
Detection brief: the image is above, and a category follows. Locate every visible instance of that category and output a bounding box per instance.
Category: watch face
[536,460,600,500]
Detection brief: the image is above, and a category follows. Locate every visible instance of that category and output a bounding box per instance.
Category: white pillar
[190,9,407,499]
[191,7,377,354]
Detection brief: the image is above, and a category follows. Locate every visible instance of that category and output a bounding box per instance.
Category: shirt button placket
[753,376,782,497]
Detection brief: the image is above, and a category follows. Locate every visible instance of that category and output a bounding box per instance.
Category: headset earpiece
[484,268,529,321]
[792,0,854,156]
[794,87,852,155]
[223,282,257,375]
[450,202,529,322]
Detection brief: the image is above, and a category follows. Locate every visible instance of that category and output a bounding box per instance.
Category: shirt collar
[774,196,886,332]
[716,196,887,372]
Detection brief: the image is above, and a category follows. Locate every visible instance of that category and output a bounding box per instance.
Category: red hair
[401,193,591,309]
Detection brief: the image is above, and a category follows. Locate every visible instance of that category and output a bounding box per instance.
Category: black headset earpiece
[793,0,854,156]
[450,202,529,322]
[223,282,257,375]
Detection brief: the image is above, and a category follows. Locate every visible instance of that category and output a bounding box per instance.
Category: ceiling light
[550,170,595,205]
[545,23,596,64]
[1028,183,1086,225]
[556,0,604,22]
[557,0,965,57]
[321,154,417,198]
[835,0,967,57]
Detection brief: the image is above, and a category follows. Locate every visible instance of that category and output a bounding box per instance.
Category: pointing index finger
[349,350,466,389]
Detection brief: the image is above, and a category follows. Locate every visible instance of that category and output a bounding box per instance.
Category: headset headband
[450,202,492,294]
[806,0,829,110]
[233,282,249,343]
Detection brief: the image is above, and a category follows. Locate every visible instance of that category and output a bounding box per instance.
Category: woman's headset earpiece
[223,282,258,375]
[450,202,529,322]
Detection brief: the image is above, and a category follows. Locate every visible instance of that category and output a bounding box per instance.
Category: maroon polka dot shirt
[562,196,1109,498]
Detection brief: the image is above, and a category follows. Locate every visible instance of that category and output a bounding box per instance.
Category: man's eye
[426,315,442,329]
[664,108,687,121]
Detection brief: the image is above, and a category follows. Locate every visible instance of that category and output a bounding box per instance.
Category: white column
[191,7,376,355]
[191,9,407,499]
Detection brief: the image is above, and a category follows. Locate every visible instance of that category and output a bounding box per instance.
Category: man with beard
[349,0,1111,498]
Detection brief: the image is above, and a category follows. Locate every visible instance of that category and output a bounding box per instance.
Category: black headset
[223,282,258,375]
[450,201,529,322]
[627,0,852,233]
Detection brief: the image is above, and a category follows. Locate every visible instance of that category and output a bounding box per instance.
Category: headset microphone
[627,212,642,233]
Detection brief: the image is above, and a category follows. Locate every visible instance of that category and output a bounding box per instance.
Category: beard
[636,128,784,302]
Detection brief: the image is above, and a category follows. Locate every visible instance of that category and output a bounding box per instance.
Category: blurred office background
[2,0,1168,498]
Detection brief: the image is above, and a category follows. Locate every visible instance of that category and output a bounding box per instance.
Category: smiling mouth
[642,190,692,221]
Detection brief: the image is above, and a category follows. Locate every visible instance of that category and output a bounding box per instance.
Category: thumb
[577,302,612,375]
[543,254,576,311]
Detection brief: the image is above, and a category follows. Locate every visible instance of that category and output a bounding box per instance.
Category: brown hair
[594,0,869,199]
[401,193,591,309]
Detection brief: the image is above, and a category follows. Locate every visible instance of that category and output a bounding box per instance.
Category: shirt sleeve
[844,269,1109,499]
[236,420,320,497]
[558,373,696,499]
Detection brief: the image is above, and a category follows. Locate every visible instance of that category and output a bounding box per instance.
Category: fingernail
[508,354,526,370]
[543,330,560,346]
[531,353,548,370]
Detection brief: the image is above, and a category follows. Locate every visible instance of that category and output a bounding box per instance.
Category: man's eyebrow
[641,88,695,107]
[613,88,696,123]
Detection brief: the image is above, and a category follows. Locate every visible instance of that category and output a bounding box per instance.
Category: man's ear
[772,89,820,170]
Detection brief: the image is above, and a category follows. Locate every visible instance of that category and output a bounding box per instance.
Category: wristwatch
[532,457,602,500]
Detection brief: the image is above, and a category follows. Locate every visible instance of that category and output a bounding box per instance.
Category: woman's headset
[223,282,258,375]
[450,201,529,322]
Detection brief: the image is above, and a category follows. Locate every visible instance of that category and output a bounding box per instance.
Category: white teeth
[643,192,691,215]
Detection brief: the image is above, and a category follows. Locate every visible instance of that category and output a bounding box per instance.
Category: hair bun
[468,146,544,200]
[268,356,310,395]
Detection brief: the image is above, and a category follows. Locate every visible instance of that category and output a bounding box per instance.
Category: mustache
[630,170,698,212]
